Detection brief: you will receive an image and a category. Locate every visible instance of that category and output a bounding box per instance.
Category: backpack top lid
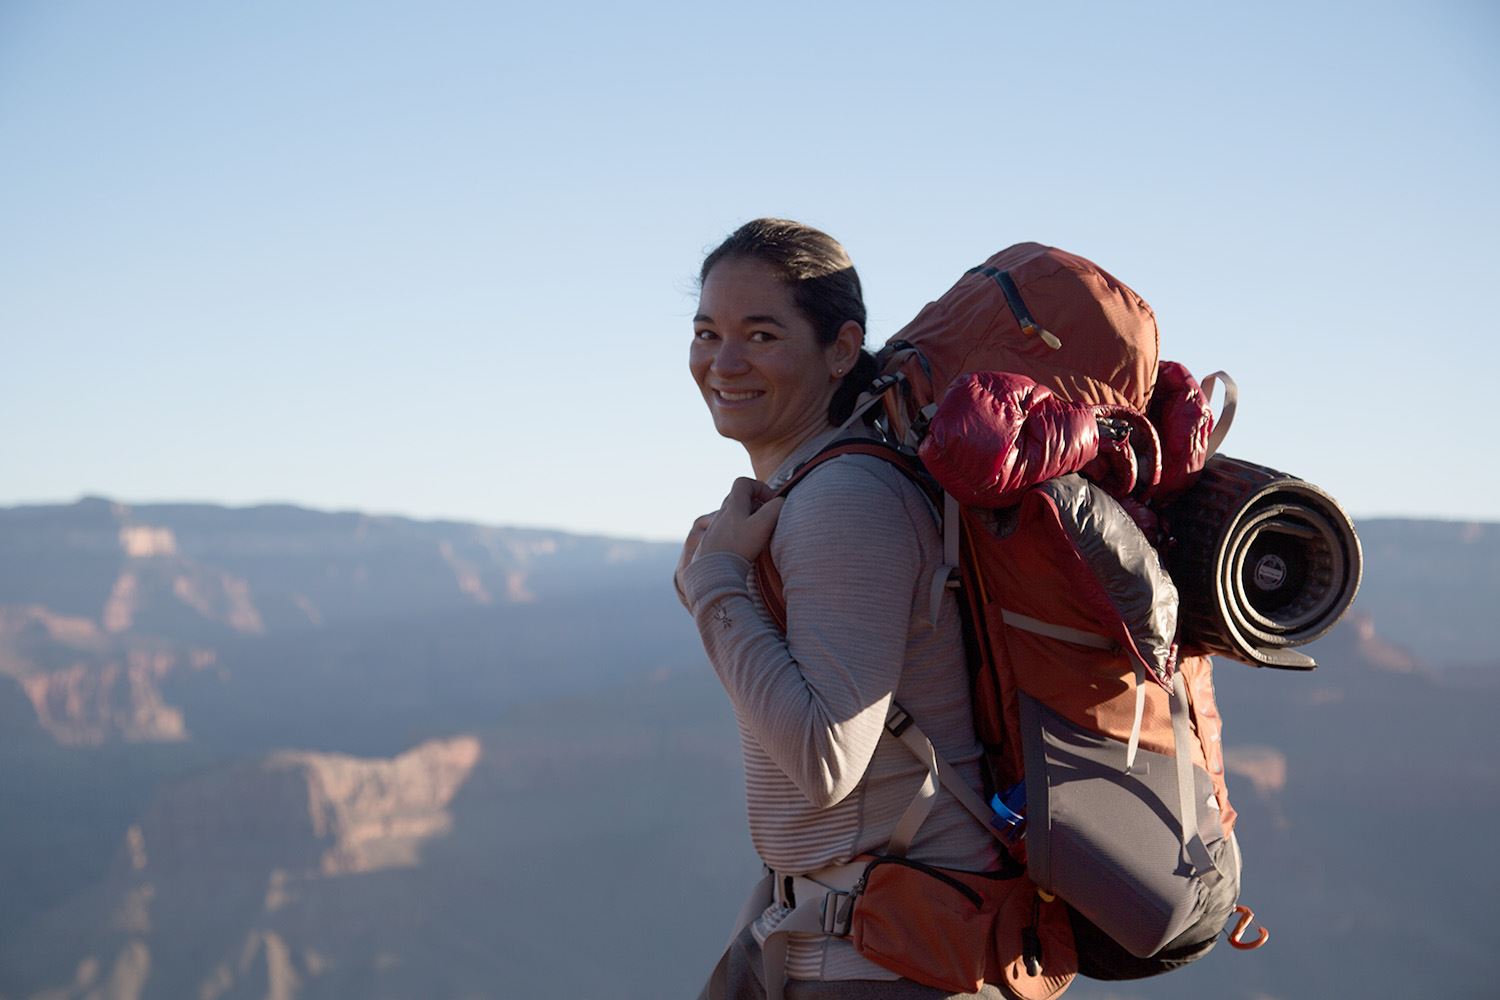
[888,243,1160,412]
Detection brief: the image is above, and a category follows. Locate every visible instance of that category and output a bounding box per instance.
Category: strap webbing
[705,862,867,1000]
[1200,370,1238,458]
[763,862,868,1000]
[834,379,894,434]
[702,869,772,1000]
[1171,672,1222,885]
[886,704,1008,843]
[1124,657,1147,773]
[1000,609,1115,651]
[942,492,960,570]
[885,721,940,857]
[927,492,961,629]
[908,402,938,451]
[758,898,830,1000]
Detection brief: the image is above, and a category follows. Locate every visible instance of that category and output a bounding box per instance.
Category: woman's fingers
[746,477,777,507]
[697,479,783,563]
[721,476,779,516]
[677,512,717,583]
[721,476,761,515]
[740,495,785,555]
[683,513,715,552]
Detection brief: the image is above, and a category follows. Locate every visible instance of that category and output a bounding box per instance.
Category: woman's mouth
[714,389,764,403]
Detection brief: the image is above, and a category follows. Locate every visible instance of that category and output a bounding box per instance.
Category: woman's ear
[828,320,864,378]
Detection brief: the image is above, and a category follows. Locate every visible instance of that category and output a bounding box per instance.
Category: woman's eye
[693,328,717,341]
[750,330,777,343]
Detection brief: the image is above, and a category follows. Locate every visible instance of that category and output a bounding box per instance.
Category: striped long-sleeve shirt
[681,428,996,981]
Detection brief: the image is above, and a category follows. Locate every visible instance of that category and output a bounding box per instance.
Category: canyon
[0,501,1493,999]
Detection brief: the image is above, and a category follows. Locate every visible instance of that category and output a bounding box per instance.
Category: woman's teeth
[717,390,762,401]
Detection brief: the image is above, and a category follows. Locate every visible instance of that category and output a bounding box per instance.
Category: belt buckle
[820,889,854,936]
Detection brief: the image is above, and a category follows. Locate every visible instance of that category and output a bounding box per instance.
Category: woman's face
[691,257,848,470]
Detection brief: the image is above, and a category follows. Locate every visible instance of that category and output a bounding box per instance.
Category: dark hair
[699,218,880,425]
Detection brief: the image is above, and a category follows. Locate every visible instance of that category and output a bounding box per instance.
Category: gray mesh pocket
[1020,692,1231,958]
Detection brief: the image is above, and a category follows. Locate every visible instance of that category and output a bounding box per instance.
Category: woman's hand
[675,511,716,598]
[696,477,785,564]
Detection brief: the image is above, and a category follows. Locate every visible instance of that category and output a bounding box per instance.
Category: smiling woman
[676,220,1002,1000]
[691,256,852,478]
[690,223,871,481]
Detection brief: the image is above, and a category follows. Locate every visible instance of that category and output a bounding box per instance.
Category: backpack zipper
[857,856,985,909]
[966,266,1063,350]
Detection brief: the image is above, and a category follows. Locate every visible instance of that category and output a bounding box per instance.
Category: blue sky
[2,1,1496,541]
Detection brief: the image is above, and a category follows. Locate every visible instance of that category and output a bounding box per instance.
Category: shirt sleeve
[680,457,926,808]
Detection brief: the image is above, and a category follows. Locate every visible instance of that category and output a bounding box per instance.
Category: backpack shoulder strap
[752,439,931,633]
[779,438,927,495]
[748,443,994,855]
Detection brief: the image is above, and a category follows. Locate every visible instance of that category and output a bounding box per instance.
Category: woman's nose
[712,340,750,374]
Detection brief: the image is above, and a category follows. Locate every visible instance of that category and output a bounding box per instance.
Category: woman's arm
[680,457,925,808]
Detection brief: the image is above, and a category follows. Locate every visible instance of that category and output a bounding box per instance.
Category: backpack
[753,244,1270,995]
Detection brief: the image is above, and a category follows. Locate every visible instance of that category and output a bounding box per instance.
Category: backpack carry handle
[1200,371,1238,458]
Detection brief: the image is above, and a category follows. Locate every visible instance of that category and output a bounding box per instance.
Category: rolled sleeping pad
[1163,455,1362,669]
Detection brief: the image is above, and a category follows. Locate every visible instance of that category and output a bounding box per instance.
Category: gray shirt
[681,429,995,980]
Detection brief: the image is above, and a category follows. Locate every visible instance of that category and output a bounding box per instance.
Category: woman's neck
[749,418,873,484]
[749,425,835,483]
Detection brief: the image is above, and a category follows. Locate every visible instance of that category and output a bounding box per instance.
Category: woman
[677,219,1002,999]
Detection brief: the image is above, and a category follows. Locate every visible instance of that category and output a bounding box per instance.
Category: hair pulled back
[699,218,880,426]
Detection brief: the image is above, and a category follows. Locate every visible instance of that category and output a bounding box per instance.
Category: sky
[2,0,1496,542]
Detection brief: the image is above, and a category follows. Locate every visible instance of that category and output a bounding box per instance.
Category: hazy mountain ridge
[0,496,672,629]
[0,502,1494,998]
[0,497,682,748]
[9,629,1492,1000]
[1341,517,1497,670]
[0,496,697,986]
[0,678,752,1000]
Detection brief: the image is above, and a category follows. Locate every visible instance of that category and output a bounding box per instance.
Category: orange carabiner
[1228,905,1269,950]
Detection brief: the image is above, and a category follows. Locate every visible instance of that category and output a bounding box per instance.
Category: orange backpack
[754,244,1264,994]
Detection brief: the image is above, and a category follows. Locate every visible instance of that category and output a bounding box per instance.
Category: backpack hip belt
[705,703,1080,1000]
[702,860,867,1000]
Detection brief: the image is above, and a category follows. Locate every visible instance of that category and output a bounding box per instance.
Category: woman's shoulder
[769,447,938,583]
[780,448,936,532]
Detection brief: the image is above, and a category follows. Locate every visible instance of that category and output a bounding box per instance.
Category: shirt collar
[766,422,878,491]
